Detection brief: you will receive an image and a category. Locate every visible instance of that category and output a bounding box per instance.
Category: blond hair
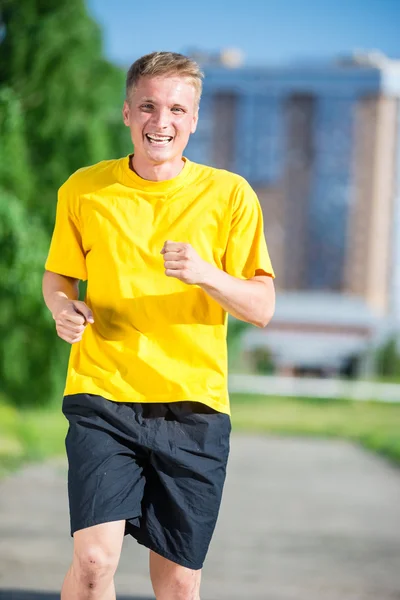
[126,51,204,106]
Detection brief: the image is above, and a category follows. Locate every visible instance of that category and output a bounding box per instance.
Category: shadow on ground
[0,593,154,600]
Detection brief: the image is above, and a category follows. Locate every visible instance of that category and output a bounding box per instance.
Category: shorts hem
[70,516,204,570]
[136,536,204,571]
[70,513,140,537]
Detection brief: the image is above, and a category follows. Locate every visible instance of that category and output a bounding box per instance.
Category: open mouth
[145,133,173,146]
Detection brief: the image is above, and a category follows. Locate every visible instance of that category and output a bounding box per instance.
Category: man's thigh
[62,394,147,535]
[128,401,231,571]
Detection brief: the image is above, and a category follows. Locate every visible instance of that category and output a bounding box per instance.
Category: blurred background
[1,0,400,598]
[1,0,400,461]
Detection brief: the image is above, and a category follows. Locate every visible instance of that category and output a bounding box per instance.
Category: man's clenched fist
[161,241,212,285]
[53,300,94,344]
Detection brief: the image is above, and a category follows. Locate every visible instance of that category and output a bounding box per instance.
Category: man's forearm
[199,266,275,328]
[42,270,80,317]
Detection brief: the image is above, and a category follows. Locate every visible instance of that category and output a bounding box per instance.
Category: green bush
[0,187,70,406]
[0,1,130,407]
[375,336,400,382]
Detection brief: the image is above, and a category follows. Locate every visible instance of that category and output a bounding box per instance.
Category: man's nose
[152,108,170,128]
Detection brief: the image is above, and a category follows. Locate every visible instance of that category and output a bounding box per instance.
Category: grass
[230,393,400,466]
[0,400,67,478]
[1,393,400,477]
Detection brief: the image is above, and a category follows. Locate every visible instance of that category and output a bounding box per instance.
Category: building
[186,52,400,374]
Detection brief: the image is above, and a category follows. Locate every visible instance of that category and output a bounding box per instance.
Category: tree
[0,186,69,406]
[0,0,130,406]
[0,0,129,224]
[0,87,32,202]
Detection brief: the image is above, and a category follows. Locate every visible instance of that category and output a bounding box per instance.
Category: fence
[228,374,400,403]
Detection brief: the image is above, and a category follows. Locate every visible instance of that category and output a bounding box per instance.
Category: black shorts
[62,393,231,570]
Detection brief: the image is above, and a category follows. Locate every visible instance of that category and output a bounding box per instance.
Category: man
[43,51,275,600]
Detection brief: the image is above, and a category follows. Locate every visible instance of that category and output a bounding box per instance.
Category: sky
[87,0,400,67]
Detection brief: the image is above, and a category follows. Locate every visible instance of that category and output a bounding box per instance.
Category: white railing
[228,374,400,403]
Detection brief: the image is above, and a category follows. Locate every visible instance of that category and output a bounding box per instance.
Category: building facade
[186,55,400,322]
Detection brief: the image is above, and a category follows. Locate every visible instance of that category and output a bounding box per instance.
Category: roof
[243,330,370,369]
[202,57,400,97]
[270,292,382,328]
[242,292,387,369]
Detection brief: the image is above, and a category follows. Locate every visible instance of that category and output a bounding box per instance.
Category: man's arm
[161,241,275,328]
[43,270,79,315]
[200,271,275,328]
[42,270,94,343]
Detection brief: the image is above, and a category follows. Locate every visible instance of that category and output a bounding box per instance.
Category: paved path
[1,434,400,600]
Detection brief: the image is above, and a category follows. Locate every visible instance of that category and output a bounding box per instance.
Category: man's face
[123,75,198,167]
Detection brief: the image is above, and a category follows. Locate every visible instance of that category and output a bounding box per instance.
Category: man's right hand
[52,299,94,344]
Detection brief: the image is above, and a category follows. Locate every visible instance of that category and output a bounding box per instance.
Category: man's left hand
[161,241,212,285]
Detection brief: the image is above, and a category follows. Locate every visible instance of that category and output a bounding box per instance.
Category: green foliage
[0,87,32,201]
[375,336,400,381]
[0,0,130,407]
[1,0,130,225]
[250,346,274,374]
[227,316,250,371]
[0,187,69,406]
[0,398,67,477]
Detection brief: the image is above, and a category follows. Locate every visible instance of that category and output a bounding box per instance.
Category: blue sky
[87,0,400,67]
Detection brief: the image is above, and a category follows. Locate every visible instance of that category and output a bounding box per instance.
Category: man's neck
[130,155,185,182]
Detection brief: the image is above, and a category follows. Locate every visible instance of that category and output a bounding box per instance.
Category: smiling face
[122,75,199,180]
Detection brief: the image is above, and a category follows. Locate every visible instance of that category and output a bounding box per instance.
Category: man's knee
[70,521,124,594]
[153,567,201,600]
[169,572,200,600]
[74,544,119,591]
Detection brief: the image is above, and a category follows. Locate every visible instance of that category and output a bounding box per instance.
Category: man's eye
[141,104,154,110]
[172,107,184,113]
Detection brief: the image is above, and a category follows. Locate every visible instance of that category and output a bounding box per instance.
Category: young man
[43,51,275,600]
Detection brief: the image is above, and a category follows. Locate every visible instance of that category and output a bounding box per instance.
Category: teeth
[146,134,172,141]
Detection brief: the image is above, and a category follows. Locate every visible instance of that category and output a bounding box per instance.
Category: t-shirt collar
[119,154,193,193]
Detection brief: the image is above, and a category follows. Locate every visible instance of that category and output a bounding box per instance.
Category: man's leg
[61,520,125,600]
[149,550,201,600]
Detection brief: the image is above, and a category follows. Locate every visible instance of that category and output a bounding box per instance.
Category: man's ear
[191,109,199,134]
[122,100,130,127]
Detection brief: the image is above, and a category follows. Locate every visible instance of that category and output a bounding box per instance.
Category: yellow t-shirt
[45,155,275,414]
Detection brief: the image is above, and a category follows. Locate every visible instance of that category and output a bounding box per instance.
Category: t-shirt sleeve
[45,183,88,281]
[224,181,275,280]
